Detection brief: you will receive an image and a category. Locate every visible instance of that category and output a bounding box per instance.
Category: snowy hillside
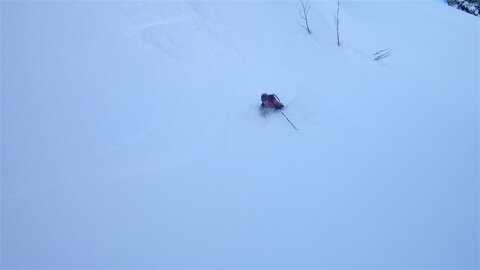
[1,1,479,269]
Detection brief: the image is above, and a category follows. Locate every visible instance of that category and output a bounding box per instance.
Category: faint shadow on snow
[93,123,162,156]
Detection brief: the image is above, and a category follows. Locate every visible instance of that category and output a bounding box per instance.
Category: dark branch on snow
[374,48,393,61]
[300,0,311,34]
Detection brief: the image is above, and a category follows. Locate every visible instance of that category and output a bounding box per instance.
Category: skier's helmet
[261,93,268,101]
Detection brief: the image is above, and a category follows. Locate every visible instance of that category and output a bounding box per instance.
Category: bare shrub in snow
[334,0,340,46]
[374,48,393,61]
[299,0,312,34]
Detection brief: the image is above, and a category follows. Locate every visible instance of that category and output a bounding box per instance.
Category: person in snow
[260,93,284,114]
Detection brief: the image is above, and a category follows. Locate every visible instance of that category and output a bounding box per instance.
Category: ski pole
[273,94,298,130]
[281,111,299,130]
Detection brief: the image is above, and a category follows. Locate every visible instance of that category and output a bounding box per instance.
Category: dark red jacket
[261,94,284,109]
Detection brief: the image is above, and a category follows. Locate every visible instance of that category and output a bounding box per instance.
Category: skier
[260,93,284,115]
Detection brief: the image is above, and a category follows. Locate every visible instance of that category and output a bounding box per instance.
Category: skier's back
[260,93,284,113]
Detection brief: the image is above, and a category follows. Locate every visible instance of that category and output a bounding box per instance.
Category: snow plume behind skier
[260,93,284,115]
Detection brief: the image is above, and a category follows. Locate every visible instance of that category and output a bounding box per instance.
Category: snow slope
[1,1,478,268]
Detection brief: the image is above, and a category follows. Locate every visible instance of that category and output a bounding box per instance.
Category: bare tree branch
[334,0,340,46]
[300,0,311,34]
[374,48,393,61]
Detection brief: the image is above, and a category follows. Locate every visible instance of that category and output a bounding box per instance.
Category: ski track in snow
[93,124,161,155]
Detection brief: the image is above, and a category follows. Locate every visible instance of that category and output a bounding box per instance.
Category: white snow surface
[1,1,479,269]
